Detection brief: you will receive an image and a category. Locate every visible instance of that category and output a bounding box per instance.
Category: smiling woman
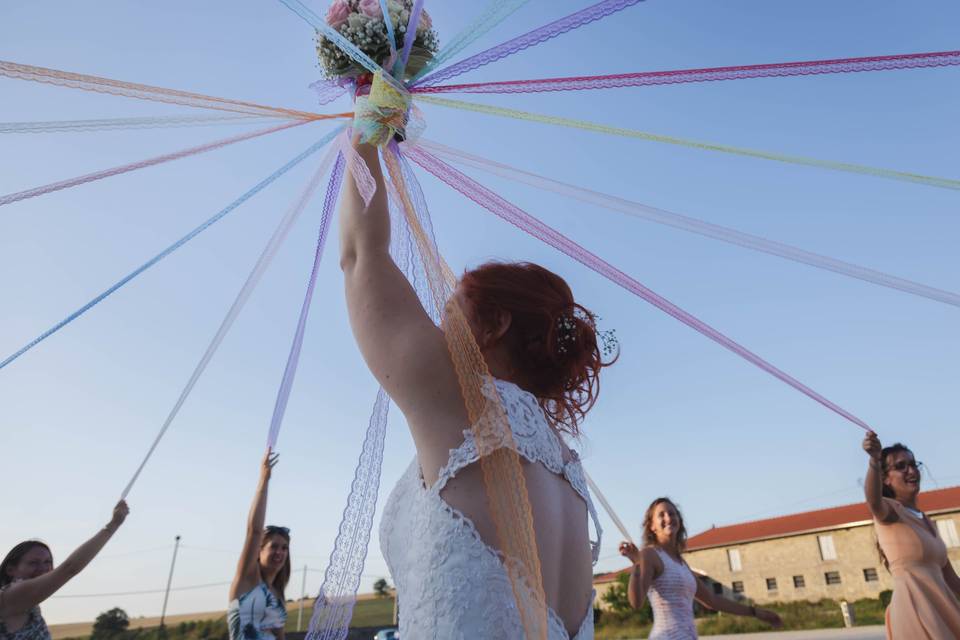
[0,502,129,640]
[228,451,290,640]
[618,498,781,639]
[862,433,960,637]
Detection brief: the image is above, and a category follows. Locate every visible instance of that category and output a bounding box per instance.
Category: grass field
[284,596,396,631]
[48,596,397,640]
[594,597,887,639]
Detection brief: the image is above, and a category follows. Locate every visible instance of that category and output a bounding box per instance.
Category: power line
[179,545,333,561]
[97,545,173,559]
[53,581,230,599]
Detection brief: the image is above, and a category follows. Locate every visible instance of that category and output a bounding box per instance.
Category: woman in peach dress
[862,432,960,639]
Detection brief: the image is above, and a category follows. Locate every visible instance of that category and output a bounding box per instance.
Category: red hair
[459,261,616,435]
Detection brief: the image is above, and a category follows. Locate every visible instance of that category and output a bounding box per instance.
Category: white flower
[347,13,369,30]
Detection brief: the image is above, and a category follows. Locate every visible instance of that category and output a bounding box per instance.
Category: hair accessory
[265,525,291,536]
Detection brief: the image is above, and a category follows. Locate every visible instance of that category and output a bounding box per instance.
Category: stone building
[594,486,960,607]
[684,486,960,604]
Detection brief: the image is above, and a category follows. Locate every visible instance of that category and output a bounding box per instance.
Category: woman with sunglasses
[862,431,960,638]
[619,498,781,639]
[228,450,290,640]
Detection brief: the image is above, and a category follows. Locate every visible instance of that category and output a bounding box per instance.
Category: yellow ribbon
[414,95,960,191]
[354,71,412,146]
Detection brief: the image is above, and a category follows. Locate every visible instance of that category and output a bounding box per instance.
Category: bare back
[442,457,595,637]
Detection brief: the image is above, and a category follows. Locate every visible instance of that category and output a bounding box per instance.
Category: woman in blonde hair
[619,497,781,639]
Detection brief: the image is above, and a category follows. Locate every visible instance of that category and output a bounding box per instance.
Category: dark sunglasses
[890,460,923,473]
[265,525,290,536]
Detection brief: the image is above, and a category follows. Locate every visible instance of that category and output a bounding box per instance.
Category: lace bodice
[380,379,602,639]
[647,548,698,640]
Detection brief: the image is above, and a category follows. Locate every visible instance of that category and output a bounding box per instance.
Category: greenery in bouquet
[316,0,439,81]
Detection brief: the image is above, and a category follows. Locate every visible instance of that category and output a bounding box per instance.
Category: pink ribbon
[405,144,873,432]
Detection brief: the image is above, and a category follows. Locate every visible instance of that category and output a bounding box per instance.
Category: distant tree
[600,574,652,623]
[601,573,632,613]
[373,578,390,597]
[91,607,130,640]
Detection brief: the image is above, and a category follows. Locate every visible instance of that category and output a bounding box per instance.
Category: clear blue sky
[1,0,957,625]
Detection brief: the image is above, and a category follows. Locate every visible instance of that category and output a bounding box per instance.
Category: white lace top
[380,379,602,639]
[647,548,698,640]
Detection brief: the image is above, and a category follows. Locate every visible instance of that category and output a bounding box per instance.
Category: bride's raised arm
[338,139,467,473]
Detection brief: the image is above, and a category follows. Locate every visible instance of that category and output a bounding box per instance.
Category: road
[702,626,885,640]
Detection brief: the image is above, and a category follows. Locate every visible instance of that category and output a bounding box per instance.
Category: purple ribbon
[396,0,425,78]
[266,153,345,449]
[412,0,645,87]
[405,145,873,432]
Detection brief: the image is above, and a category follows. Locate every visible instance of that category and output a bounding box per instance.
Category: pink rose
[325,0,350,28]
[417,9,432,31]
[358,0,382,18]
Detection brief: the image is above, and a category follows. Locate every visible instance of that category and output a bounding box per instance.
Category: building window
[818,535,837,561]
[727,548,742,572]
[793,575,805,588]
[936,519,960,548]
[712,582,723,595]
[732,581,744,594]
[766,578,778,591]
[863,568,879,582]
[825,571,842,585]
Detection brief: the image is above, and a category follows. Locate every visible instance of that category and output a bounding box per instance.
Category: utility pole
[160,535,181,628]
[297,565,308,631]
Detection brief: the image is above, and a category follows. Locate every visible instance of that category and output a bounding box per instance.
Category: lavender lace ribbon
[412,0,645,87]
[266,153,346,449]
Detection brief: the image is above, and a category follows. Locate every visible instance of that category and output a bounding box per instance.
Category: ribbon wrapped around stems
[353,71,413,146]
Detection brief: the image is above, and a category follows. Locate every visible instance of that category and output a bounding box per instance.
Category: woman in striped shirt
[619,497,781,639]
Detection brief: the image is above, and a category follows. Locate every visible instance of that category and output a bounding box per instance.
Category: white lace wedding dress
[380,379,602,639]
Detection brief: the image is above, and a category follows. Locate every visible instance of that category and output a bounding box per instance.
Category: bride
[338,139,615,639]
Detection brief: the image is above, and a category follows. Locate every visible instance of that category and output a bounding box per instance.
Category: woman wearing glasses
[228,450,290,640]
[862,431,960,638]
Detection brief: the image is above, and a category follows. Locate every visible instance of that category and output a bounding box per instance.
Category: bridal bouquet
[317,0,439,80]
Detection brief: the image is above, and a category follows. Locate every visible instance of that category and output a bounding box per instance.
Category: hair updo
[459,261,617,435]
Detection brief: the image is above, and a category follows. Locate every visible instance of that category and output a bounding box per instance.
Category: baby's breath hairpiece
[598,328,619,358]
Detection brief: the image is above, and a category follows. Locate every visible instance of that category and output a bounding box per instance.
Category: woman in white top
[619,497,781,639]
[339,139,614,638]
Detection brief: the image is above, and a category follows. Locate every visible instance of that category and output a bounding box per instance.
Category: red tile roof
[686,485,960,552]
[593,568,629,585]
